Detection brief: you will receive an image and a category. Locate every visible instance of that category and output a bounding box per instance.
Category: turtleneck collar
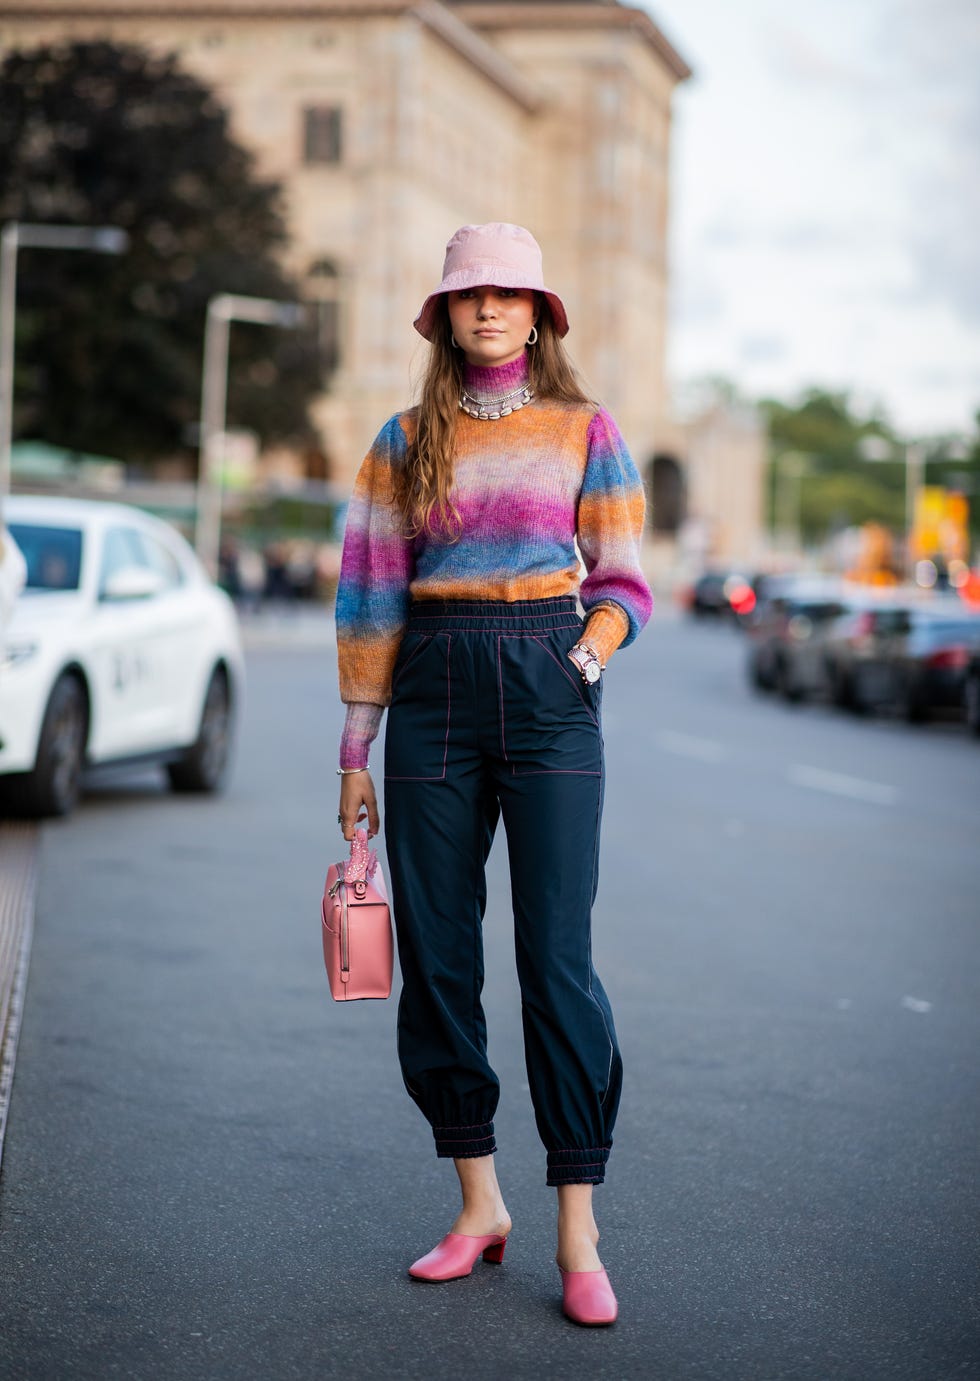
[462,351,529,400]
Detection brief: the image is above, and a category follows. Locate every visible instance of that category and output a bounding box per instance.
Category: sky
[640,0,980,437]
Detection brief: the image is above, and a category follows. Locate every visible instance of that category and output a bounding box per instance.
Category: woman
[335,223,652,1325]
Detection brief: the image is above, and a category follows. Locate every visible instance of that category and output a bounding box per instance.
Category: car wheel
[830,666,854,709]
[749,653,770,692]
[898,677,927,724]
[21,673,88,817]
[167,667,233,793]
[774,656,802,703]
[965,674,980,736]
[848,669,872,716]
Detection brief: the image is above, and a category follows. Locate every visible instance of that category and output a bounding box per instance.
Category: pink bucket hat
[413,222,569,340]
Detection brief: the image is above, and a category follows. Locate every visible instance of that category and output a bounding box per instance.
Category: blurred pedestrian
[218,537,242,600]
[236,545,266,614]
[263,542,291,602]
[334,223,652,1325]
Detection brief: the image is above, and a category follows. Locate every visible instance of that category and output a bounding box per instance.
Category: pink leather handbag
[321,829,393,1001]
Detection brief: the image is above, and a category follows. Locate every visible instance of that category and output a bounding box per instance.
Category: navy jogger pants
[383,597,623,1186]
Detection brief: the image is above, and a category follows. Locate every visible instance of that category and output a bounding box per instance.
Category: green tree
[0,40,322,467]
[761,388,908,543]
[765,391,980,544]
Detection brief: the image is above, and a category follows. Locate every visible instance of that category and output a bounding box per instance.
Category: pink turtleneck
[461,352,530,400]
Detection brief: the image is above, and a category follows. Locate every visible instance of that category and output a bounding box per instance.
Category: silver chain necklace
[459,381,534,421]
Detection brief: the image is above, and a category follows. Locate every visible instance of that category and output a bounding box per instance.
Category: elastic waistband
[406,596,582,633]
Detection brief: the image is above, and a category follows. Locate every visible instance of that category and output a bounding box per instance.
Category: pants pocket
[496,632,602,776]
[384,632,451,780]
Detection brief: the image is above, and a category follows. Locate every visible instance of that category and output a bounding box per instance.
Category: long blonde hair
[393,296,591,540]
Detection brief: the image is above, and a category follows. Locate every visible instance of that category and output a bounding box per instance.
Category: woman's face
[447,286,538,369]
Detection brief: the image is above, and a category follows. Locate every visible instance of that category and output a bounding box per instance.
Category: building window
[650,455,686,534]
[303,106,343,165]
[307,258,342,379]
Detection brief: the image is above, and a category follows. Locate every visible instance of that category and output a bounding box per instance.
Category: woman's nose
[476,294,497,318]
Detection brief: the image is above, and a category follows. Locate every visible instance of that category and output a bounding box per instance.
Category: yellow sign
[912,486,969,561]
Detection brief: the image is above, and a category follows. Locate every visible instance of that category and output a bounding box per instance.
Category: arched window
[649,454,685,534]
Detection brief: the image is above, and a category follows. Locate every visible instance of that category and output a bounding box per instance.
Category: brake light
[926,646,969,670]
[728,583,756,615]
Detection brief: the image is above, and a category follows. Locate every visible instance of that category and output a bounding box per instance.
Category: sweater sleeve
[339,702,385,770]
[335,414,414,706]
[577,408,653,661]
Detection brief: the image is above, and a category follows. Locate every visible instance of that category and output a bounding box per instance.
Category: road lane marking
[787,764,899,806]
[901,995,932,1013]
[655,731,728,763]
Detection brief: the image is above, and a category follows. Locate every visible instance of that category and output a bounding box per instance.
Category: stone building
[1,1,766,562]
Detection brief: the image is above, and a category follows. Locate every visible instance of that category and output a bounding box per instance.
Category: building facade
[1,3,685,466]
[1,1,765,562]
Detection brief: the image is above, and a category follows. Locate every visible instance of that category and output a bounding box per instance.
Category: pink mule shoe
[558,1265,618,1326]
[409,1232,508,1282]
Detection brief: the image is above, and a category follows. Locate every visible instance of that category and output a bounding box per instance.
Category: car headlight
[2,640,40,670]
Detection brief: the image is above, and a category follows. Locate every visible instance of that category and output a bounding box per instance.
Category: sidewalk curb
[0,823,39,1183]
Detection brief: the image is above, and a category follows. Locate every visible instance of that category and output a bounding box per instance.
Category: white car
[0,495,244,817]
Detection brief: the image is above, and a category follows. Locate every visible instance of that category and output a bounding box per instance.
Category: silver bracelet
[336,766,369,776]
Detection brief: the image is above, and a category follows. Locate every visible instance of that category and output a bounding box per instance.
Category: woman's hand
[338,770,380,841]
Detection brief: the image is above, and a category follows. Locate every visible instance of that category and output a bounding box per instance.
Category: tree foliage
[759,388,980,542]
[0,41,322,467]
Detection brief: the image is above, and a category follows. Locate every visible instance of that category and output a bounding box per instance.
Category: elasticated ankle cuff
[546,1145,610,1185]
[433,1122,496,1159]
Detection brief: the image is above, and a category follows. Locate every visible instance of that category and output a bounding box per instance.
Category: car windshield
[8,522,83,591]
[920,618,980,641]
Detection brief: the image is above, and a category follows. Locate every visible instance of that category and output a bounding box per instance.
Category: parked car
[965,648,980,736]
[769,593,885,703]
[822,604,913,710]
[746,578,849,696]
[826,603,980,721]
[0,496,244,817]
[685,569,756,620]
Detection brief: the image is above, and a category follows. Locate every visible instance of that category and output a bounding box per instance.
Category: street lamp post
[904,441,926,578]
[195,293,305,577]
[0,221,129,524]
[776,450,808,555]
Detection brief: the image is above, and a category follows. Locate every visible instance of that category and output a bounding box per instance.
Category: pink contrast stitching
[407,623,580,634]
[497,634,507,760]
[511,769,601,777]
[532,635,600,724]
[391,632,433,691]
[433,1123,495,1131]
[441,634,452,773]
[385,635,451,782]
[495,633,602,775]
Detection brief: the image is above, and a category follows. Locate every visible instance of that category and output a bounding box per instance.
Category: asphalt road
[0,612,977,1381]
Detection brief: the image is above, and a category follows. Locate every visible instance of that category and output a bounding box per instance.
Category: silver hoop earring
[527,326,539,346]
[451,334,460,349]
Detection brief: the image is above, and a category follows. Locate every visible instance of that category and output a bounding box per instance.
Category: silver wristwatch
[568,642,602,685]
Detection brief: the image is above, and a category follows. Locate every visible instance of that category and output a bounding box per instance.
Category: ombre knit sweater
[336,354,652,767]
